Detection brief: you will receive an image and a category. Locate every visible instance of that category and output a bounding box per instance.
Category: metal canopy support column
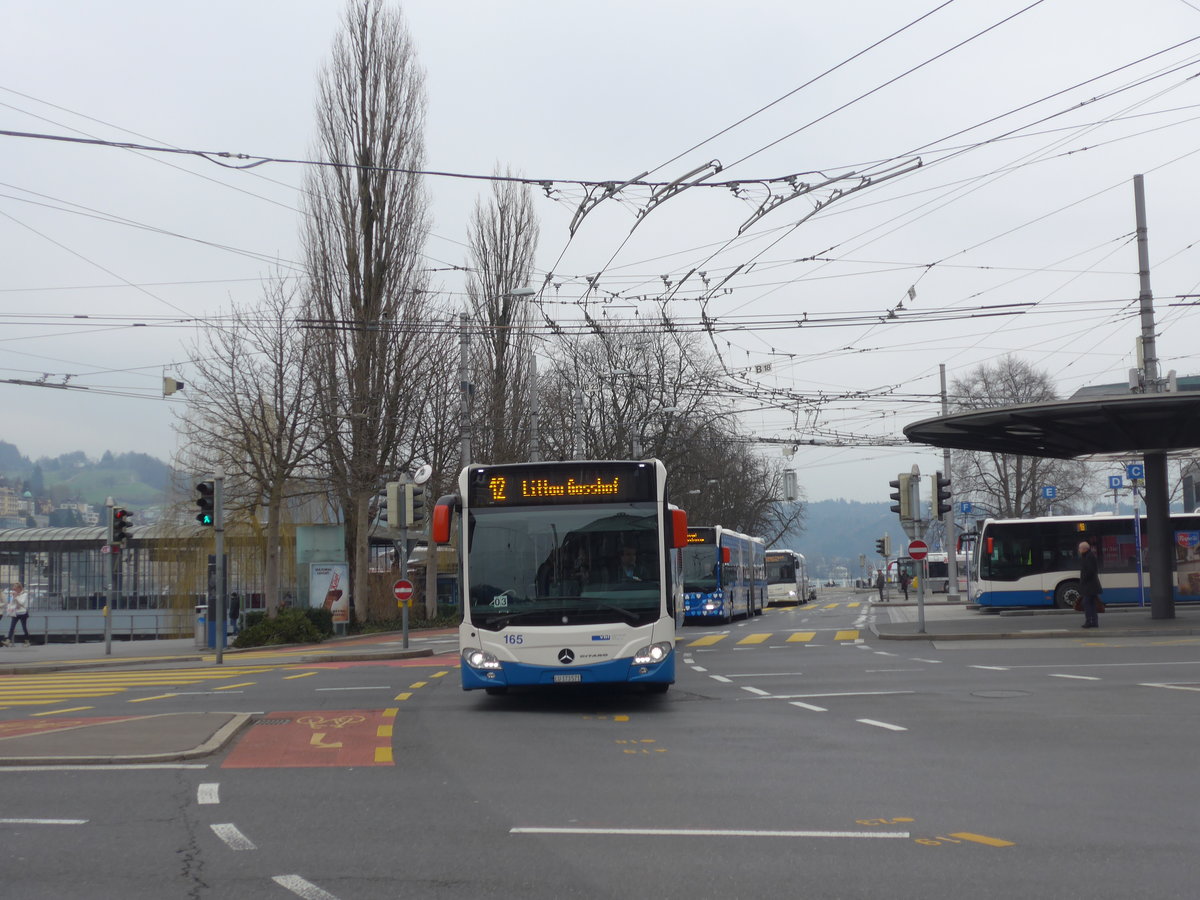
[1144,451,1174,619]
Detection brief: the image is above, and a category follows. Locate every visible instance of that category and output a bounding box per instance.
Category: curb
[871,625,1200,641]
[0,712,254,767]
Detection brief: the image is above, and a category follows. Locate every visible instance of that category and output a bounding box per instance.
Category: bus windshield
[466,504,662,630]
[681,544,718,592]
[765,555,795,584]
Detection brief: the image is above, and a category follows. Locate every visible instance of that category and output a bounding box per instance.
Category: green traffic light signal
[196,480,215,526]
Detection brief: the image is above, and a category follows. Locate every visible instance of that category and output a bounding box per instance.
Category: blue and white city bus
[432,459,688,695]
[973,513,1200,609]
[681,526,766,622]
[765,548,810,606]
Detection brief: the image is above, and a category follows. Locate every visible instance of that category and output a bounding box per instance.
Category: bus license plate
[554,673,582,684]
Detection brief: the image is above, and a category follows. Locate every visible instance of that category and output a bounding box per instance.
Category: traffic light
[874,535,892,557]
[406,483,428,528]
[112,507,133,544]
[875,537,886,556]
[195,480,215,526]
[889,473,911,521]
[934,471,952,517]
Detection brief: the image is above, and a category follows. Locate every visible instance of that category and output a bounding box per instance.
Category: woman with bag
[5,582,32,646]
[1078,541,1103,629]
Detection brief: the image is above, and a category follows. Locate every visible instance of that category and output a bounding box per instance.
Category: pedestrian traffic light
[889,474,911,521]
[195,480,215,526]
[934,471,952,517]
[406,484,428,528]
[112,507,133,544]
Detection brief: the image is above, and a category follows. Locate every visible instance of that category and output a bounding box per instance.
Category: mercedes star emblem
[557,648,575,664]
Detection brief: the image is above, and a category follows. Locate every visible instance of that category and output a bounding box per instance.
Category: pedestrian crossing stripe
[0,665,294,707]
[679,630,859,647]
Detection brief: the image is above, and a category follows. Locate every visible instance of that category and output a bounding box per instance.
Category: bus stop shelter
[903,391,1200,620]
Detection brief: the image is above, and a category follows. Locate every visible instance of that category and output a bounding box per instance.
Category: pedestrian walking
[5,582,32,646]
[1078,540,1103,628]
[899,572,910,601]
[875,570,885,602]
[228,592,241,635]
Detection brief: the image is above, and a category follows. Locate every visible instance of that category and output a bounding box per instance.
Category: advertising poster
[310,562,350,625]
[1174,531,1200,596]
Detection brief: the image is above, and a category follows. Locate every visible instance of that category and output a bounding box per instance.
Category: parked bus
[764,548,811,606]
[681,526,766,622]
[432,459,688,694]
[973,513,1200,609]
[892,552,966,593]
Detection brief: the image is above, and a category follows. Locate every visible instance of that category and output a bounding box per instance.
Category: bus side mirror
[670,508,688,548]
[432,499,455,544]
[721,547,731,564]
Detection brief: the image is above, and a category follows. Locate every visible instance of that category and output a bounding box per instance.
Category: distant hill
[776,498,910,580]
[0,442,171,510]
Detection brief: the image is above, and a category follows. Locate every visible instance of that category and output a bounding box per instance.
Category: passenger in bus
[1078,540,1103,628]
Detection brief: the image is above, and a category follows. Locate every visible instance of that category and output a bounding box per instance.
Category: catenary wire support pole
[105,496,114,655]
[214,470,226,664]
[940,364,959,601]
[459,313,472,468]
[1133,174,1173,620]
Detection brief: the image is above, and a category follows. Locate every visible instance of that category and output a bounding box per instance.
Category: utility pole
[214,470,226,665]
[940,364,959,601]
[105,496,114,656]
[459,312,471,468]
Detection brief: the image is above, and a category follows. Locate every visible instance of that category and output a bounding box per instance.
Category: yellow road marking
[310,733,342,749]
[374,746,393,763]
[948,832,1015,847]
[382,707,398,718]
[377,725,393,738]
[687,635,727,646]
[409,681,427,689]
[214,682,255,690]
[835,630,860,641]
[737,633,771,645]
[30,706,94,716]
[847,602,861,608]
[787,632,817,643]
[823,603,839,609]
[431,671,448,678]
[284,672,317,679]
[613,715,629,722]
[394,692,412,701]
[128,694,176,703]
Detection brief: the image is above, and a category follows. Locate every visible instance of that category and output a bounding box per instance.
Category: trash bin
[195,605,207,650]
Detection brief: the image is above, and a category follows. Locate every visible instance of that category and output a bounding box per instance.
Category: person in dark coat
[1078,541,1102,628]
[228,592,241,635]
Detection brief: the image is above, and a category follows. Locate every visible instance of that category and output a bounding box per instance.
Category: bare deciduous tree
[951,355,1091,516]
[302,0,434,621]
[465,171,540,464]
[178,273,320,614]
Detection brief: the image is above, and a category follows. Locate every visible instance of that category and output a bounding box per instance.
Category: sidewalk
[871,599,1200,640]
[0,629,455,767]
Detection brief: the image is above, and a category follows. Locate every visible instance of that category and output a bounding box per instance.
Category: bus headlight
[633,642,673,665]
[462,648,502,670]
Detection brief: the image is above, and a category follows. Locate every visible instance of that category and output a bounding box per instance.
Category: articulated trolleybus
[432,460,688,695]
[973,513,1200,608]
[681,526,766,622]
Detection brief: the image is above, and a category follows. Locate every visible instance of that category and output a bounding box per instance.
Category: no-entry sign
[393,579,415,604]
[907,540,929,560]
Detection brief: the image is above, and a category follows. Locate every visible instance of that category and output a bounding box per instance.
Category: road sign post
[907,540,929,634]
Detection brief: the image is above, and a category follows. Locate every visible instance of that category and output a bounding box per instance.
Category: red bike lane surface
[0,716,141,739]
[221,708,397,769]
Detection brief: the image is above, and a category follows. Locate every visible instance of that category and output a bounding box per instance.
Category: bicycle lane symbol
[222,709,391,768]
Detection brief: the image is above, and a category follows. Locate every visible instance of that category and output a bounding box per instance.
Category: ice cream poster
[310,562,350,623]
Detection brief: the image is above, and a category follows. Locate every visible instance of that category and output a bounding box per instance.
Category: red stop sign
[393,579,414,602]
[907,540,929,560]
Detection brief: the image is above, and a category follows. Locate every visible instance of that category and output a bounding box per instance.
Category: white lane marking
[197,783,220,805]
[741,686,771,696]
[709,675,732,683]
[970,665,1010,670]
[691,666,708,672]
[1140,682,1200,692]
[873,651,898,657]
[857,719,908,732]
[1048,674,1101,681]
[314,686,391,692]
[0,764,208,772]
[789,701,827,712]
[0,818,87,825]
[774,690,914,699]
[911,658,942,663]
[727,672,805,678]
[511,826,909,839]
[210,823,257,851]
[272,874,341,900]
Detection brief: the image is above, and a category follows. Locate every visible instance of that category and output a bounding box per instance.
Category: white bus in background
[764,548,811,606]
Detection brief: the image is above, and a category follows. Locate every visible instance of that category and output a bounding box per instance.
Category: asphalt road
[3,589,1199,899]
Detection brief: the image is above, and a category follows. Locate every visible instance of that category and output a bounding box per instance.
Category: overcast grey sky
[4,0,1200,501]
